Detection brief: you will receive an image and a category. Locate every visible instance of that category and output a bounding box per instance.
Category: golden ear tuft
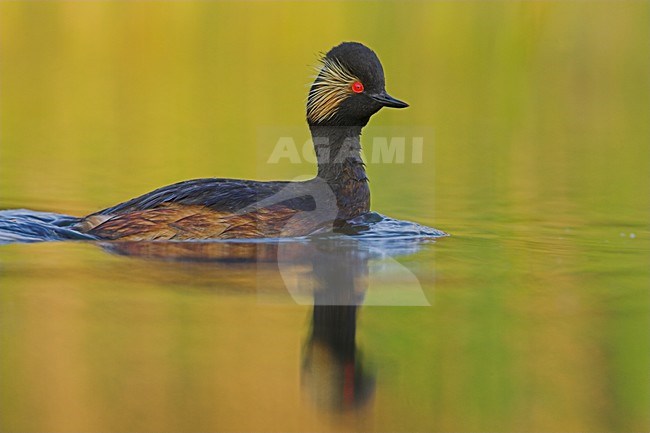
[307,57,359,123]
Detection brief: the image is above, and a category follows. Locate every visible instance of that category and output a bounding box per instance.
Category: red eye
[351,81,364,93]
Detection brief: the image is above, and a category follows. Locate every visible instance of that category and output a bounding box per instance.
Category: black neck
[309,125,370,219]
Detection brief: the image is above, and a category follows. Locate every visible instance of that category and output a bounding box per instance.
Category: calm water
[1,2,649,432]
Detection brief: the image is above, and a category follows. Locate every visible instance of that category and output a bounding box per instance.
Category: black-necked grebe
[77,42,408,240]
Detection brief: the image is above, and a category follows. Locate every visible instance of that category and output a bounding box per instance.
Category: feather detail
[307,57,359,123]
[83,203,321,241]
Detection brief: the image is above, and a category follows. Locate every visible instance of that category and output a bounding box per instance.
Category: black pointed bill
[369,91,409,108]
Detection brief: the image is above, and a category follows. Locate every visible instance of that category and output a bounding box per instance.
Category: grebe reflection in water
[103,234,435,412]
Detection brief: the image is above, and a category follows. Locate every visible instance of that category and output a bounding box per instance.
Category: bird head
[307,42,408,127]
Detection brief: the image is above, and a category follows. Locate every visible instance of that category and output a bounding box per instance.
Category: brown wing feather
[84,203,316,241]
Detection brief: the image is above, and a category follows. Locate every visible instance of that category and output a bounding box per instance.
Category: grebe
[77,42,408,240]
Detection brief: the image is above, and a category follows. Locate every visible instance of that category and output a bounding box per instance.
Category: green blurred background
[1,1,649,432]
